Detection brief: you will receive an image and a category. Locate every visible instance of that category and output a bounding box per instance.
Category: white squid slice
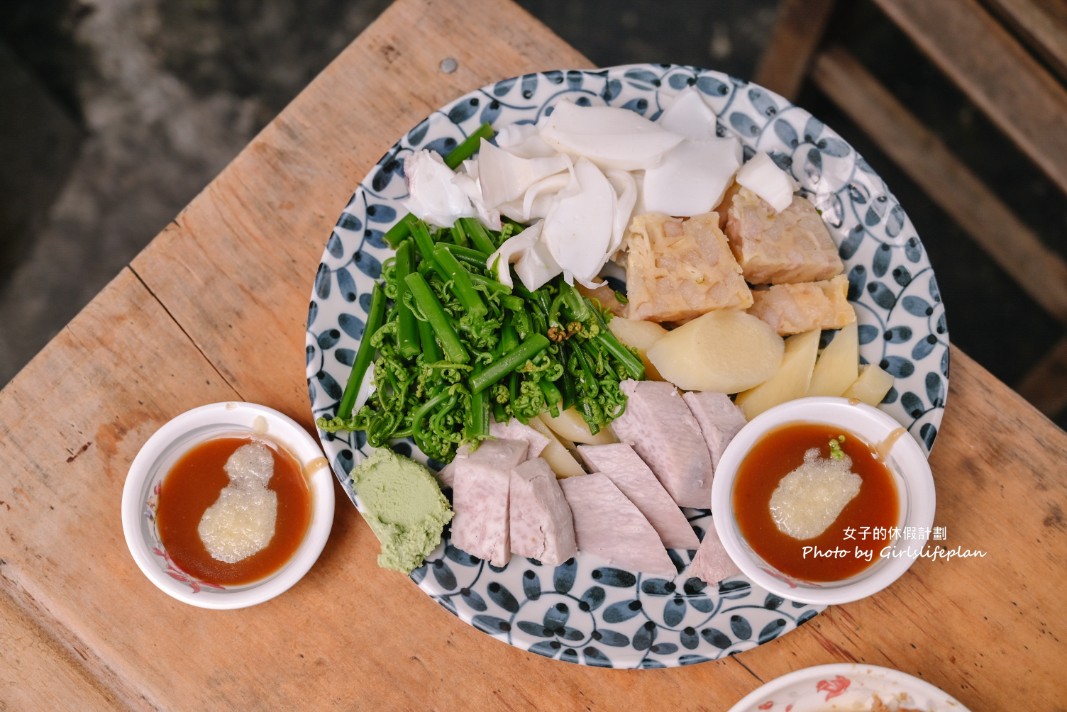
[485,221,563,291]
[539,101,684,171]
[402,149,476,228]
[486,222,542,289]
[476,139,571,208]
[497,169,574,224]
[452,169,501,231]
[605,168,637,256]
[736,151,799,212]
[541,157,617,287]
[657,87,718,141]
[514,231,563,291]
[642,136,742,217]
[494,122,559,158]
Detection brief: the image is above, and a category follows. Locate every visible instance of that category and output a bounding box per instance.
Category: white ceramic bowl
[121,402,335,609]
[727,663,969,711]
[712,397,935,606]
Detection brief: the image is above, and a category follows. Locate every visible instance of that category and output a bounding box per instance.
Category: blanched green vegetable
[336,282,386,420]
[382,124,496,249]
[317,216,643,463]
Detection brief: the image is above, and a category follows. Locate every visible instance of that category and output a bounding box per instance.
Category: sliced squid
[475,139,570,209]
[735,151,799,213]
[402,150,476,227]
[656,87,718,141]
[642,136,742,217]
[541,157,617,286]
[539,100,684,171]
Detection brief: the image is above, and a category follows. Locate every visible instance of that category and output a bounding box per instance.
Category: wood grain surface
[810,44,1067,326]
[2,0,1066,709]
[872,0,1067,196]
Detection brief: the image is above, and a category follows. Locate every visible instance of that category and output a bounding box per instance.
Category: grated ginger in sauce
[197,442,279,563]
[769,447,861,540]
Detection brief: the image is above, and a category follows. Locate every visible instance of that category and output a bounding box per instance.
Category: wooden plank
[1015,334,1067,417]
[11,266,1065,710]
[130,0,597,417]
[0,268,245,710]
[872,0,1067,196]
[3,0,1067,709]
[737,346,1067,709]
[754,0,839,99]
[983,0,1067,82]
[0,594,120,711]
[810,44,1067,325]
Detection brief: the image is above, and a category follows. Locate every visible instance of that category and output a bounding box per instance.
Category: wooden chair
[755,0,1067,424]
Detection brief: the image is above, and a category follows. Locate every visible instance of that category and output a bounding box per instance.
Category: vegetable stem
[417,316,442,362]
[470,333,550,394]
[466,384,489,441]
[560,281,591,322]
[404,272,469,363]
[441,243,490,268]
[449,222,469,247]
[467,272,514,295]
[492,398,508,424]
[337,282,386,419]
[500,317,519,352]
[560,368,577,410]
[383,213,418,249]
[539,379,563,417]
[433,244,487,318]
[411,220,449,282]
[500,294,524,311]
[393,239,421,358]
[459,217,498,254]
[596,318,645,380]
[445,122,495,169]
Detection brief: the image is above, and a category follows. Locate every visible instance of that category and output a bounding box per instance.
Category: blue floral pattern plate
[305,64,949,669]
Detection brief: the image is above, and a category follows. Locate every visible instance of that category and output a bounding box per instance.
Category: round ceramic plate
[727,663,969,711]
[305,64,949,669]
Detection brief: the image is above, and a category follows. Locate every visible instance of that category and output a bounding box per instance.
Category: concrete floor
[1,0,1064,426]
[0,0,396,383]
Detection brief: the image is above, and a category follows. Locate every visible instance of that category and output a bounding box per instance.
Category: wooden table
[2,0,1065,708]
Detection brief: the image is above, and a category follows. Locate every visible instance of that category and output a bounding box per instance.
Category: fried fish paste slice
[723,186,843,285]
[623,212,752,323]
[747,274,856,335]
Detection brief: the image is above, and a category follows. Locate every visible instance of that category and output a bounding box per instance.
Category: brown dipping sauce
[156,436,312,586]
[732,422,899,582]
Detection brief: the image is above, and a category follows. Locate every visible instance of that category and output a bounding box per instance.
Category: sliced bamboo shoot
[807,322,859,397]
[735,329,821,419]
[842,364,895,406]
[526,416,587,478]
